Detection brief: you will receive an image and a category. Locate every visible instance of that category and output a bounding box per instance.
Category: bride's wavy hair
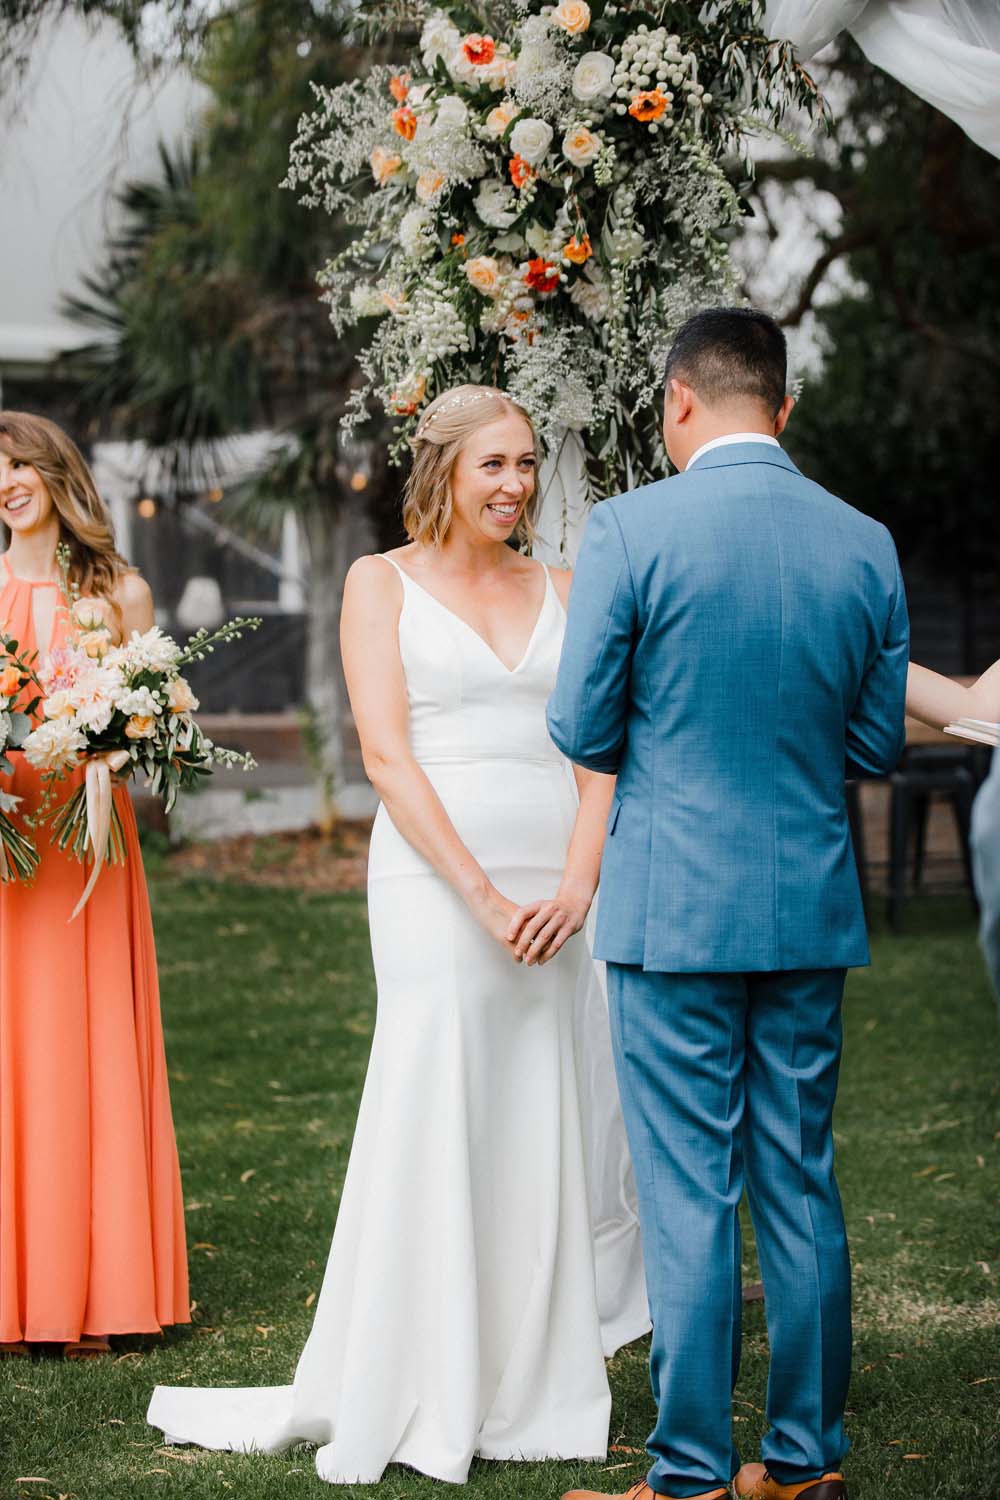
[0,411,134,609]
[403,385,539,549]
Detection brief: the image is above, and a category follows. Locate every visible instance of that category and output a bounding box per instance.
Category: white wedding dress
[148,556,648,1485]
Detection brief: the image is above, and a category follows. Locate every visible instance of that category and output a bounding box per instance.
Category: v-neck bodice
[0,551,70,670]
[379,555,567,767]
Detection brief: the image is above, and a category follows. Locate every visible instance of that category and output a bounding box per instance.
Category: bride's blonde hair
[403,385,539,548]
[0,411,134,608]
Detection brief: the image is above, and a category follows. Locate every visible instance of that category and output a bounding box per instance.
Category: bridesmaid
[0,411,189,1358]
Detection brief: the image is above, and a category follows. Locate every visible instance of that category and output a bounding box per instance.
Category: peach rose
[79,630,110,660]
[71,596,111,632]
[42,689,76,720]
[465,255,503,297]
[370,147,403,186]
[0,664,20,698]
[485,102,519,138]
[416,169,446,204]
[168,676,200,715]
[551,0,591,35]
[125,714,156,740]
[562,124,601,169]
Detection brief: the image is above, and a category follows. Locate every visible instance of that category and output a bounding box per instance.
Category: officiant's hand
[507,881,591,966]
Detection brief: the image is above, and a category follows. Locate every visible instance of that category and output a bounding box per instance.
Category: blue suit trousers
[606,965,852,1496]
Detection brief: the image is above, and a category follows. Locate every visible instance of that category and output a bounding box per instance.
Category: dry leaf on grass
[240,1169,256,1183]
[305,1292,316,1308]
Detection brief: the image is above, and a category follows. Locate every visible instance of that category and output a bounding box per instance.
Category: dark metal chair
[887,745,985,932]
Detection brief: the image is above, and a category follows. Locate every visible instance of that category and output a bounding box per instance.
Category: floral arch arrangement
[286,1,824,520]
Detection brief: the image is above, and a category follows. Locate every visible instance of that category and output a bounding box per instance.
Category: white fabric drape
[765,0,1000,159]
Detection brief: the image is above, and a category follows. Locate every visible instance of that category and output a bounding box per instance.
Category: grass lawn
[4,880,999,1500]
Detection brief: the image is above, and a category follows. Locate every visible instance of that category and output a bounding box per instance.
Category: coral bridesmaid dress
[0,555,189,1343]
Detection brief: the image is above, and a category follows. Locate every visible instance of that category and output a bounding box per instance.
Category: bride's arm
[508,567,615,965]
[906,660,1000,731]
[342,556,518,949]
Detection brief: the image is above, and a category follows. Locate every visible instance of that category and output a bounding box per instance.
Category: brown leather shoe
[734,1461,848,1500]
[562,1481,729,1500]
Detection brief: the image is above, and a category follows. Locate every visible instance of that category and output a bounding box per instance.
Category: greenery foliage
[4,880,997,1497]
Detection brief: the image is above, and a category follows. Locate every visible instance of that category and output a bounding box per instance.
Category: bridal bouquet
[0,636,41,883]
[23,595,260,917]
[286,0,825,494]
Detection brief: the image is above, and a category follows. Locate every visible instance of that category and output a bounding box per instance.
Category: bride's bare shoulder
[546,564,572,608]
[345,551,413,608]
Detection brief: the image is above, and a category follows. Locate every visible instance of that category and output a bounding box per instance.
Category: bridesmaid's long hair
[404,386,539,549]
[0,411,133,606]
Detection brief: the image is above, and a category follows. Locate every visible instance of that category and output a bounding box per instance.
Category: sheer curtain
[765,1,1000,158]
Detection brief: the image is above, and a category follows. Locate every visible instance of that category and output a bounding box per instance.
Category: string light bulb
[137,497,157,519]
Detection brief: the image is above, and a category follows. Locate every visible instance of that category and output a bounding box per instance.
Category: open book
[943,718,1000,748]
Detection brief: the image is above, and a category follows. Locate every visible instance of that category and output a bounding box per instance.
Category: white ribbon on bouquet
[69,750,131,922]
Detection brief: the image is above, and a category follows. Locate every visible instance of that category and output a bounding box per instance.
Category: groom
[548,309,908,1500]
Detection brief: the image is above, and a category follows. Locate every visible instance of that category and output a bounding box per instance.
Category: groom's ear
[667,378,696,425]
[773,393,795,437]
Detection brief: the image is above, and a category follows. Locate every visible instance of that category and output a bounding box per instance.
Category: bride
[148,384,650,1483]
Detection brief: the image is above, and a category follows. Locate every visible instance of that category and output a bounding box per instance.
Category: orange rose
[628,89,670,123]
[392,106,418,141]
[462,34,496,65]
[451,232,466,247]
[509,154,536,190]
[0,664,20,698]
[389,73,410,103]
[563,235,592,265]
[524,257,561,294]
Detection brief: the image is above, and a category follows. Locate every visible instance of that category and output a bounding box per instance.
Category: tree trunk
[301,484,375,826]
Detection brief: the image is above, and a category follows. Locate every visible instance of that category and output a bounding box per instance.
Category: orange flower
[509,154,536,189]
[0,664,20,698]
[462,33,496,65]
[525,257,561,294]
[392,106,418,141]
[389,73,410,103]
[451,232,466,247]
[628,89,670,122]
[390,374,427,416]
[563,234,592,265]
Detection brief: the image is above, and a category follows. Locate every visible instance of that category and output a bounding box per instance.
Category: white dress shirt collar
[685,432,781,471]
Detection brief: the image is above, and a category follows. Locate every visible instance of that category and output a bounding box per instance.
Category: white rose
[399,206,437,261]
[572,51,615,103]
[510,117,554,166]
[475,177,518,230]
[569,270,610,321]
[421,11,461,67]
[435,94,469,128]
[525,223,554,256]
[562,124,601,169]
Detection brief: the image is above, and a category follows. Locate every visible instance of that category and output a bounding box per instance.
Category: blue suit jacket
[547,443,909,972]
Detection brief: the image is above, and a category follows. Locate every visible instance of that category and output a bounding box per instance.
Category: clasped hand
[505,883,591,967]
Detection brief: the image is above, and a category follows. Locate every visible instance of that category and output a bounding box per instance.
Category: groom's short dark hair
[664,308,787,416]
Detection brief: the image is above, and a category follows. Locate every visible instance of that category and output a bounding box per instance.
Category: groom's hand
[507,886,589,966]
